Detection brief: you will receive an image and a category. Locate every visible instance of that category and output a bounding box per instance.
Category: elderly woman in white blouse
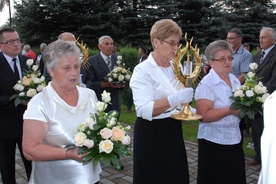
[195,40,246,184]
[130,19,194,184]
[22,40,101,184]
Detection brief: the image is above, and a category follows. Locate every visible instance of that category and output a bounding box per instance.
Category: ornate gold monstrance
[170,34,202,121]
[74,37,90,69]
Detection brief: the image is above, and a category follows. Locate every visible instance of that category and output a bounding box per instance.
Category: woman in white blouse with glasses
[130,19,194,184]
[195,40,246,184]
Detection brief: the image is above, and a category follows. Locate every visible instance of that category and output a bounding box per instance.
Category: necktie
[260,51,265,64]
[12,58,20,80]
[106,57,111,70]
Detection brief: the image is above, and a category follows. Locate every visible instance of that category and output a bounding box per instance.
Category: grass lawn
[120,105,255,158]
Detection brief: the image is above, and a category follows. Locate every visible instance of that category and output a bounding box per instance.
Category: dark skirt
[197,139,246,184]
[133,117,189,184]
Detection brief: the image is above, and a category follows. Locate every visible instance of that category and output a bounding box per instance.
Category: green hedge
[119,47,139,111]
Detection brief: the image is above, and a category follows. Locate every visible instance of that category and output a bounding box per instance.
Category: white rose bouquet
[105,56,132,84]
[10,59,46,106]
[72,90,131,170]
[230,63,270,120]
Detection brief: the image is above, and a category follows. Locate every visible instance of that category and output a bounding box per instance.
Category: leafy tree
[176,0,225,49]
[13,0,126,47]
[11,0,276,51]
[214,0,276,49]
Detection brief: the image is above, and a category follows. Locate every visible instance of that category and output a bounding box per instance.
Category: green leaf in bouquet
[113,143,131,157]
[239,108,247,119]
[230,102,241,110]
[78,146,91,155]
[93,123,103,130]
[92,158,100,169]
[118,146,131,157]
[240,99,253,106]
[101,154,112,167]
[247,109,255,121]
[82,149,98,162]
[107,110,119,118]
[15,98,22,107]
[110,154,122,170]
[10,94,17,100]
[10,94,23,107]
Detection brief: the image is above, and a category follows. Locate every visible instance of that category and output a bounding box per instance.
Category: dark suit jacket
[87,53,121,113]
[139,54,148,63]
[81,66,93,89]
[0,52,29,139]
[254,45,276,94]
[251,46,276,162]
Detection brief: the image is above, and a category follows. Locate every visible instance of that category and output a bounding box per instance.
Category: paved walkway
[1,126,260,184]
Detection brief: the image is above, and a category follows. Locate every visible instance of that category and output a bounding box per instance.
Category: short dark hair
[139,46,147,54]
[229,28,243,38]
[0,28,16,41]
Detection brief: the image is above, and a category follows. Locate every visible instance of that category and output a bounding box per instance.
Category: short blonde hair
[150,19,182,48]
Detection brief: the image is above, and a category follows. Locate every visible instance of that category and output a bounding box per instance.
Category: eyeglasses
[0,39,21,45]
[162,40,180,47]
[226,37,238,40]
[212,56,234,63]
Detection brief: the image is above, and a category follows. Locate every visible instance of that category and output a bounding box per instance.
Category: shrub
[119,47,139,110]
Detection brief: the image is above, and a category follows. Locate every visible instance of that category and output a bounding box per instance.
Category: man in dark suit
[43,32,93,89]
[36,42,47,75]
[87,35,124,114]
[247,27,276,169]
[0,28,32,184]
[138,46,148,63]
[87,35,124,170]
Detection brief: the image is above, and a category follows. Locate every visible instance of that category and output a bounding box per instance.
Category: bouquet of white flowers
[72,90,131,170]
[230,63,270,120]
[105,56,132,84]
[10,59,46,106]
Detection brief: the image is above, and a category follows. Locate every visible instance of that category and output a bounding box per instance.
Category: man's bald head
[58,32,75,41]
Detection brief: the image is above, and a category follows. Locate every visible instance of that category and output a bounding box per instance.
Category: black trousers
[0,138,32,184]
[252,114,264,163]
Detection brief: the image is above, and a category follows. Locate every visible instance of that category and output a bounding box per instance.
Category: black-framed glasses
[0,39,21,45]
[162,40,180,47]
[212,56,234,63]
[226,37,238,40]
